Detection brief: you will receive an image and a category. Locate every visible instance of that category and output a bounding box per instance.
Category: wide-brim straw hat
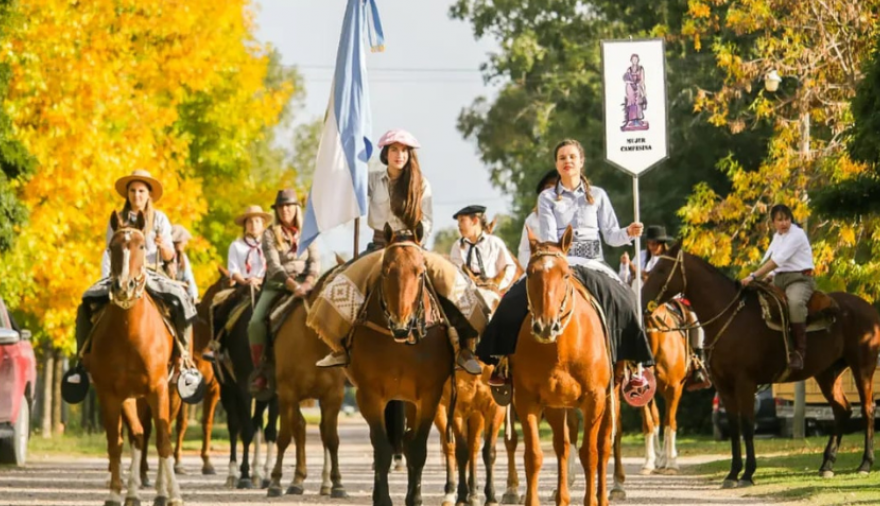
[115,169,164,202]
[171,225,192,244]
[235,205,273,226]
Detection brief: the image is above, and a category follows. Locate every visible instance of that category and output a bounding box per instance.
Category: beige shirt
[262,226,321,287]
[367,170,433,239]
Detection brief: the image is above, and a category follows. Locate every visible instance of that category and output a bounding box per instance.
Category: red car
[0,297,36,466]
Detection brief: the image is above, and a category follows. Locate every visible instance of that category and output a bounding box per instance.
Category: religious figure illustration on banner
[622,53,649,131]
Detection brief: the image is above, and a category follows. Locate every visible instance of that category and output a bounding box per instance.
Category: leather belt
[778,269,813,276]
[569,240,601,260]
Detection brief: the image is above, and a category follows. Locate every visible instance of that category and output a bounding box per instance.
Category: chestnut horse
[84,211,183,506]
[268,268,348,499]
[513,226,614,506]
[347,226,453,506]
[643,243,880,486]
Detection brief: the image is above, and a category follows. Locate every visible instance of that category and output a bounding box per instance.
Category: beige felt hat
[235,205,273,226]
[115,169,164,202]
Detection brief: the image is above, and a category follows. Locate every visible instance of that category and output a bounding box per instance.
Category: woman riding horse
[517,169,560,268]
[170,224,199,301]
[315,128,485,375]
[248,190,320,396]
[477,139,655,391]
[450,204,517,308]
[740,204,814,371]
[66,169,198,391]
[621,225,709,388]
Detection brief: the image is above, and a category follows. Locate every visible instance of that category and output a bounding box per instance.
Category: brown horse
[268,269,348,499]
[642,243,880,486]
[346,225,453,506]
[84,211,183,506]
[513,226,614,506]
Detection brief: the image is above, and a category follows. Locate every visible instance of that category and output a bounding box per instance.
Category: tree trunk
[52,348,64,435]
[40,346,54,438]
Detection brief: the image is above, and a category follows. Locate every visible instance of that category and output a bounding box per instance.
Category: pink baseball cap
[377,129,421,149]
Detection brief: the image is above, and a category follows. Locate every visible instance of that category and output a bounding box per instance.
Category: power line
[292,64,483,73]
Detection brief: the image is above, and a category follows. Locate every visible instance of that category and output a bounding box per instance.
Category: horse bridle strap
[109,227,148,309]
[379,241,430,341]
[526,249,577,333]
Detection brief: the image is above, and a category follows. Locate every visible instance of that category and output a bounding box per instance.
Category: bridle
[526,249,576,336]
[644,248,746,349]
[108,227,147,310]
[379,241,428,343]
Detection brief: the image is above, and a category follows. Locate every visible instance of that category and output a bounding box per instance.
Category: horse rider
[228,205,271,287]
[315,128,485,375]
[248,190,320,396]
[518,169,560,268]
[450,205,517,308]
[741,204,814,371]
[67,169,198,386]
[170,224,199,302]
[620,225,709,388]
[477,139,655,390]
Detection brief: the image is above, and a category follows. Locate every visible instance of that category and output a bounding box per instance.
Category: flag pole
[354,218,361,260]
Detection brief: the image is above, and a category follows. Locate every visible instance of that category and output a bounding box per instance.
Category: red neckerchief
[243,236,264,274]
[281,225,299,254]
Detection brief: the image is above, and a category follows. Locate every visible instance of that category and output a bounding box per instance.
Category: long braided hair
[553,139,595,205]
[382,145,423,231]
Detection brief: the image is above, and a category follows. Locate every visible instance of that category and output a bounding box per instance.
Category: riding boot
[789,323,807,371]
[67,303,93,384]
[687,348,712,391]
[449,326,482,375]
[249,343,268,394]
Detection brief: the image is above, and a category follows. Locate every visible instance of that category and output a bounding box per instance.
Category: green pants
[247,286,285,348]
[774,272,816,324]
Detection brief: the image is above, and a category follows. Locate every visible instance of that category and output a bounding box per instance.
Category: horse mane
[669,242,741,292]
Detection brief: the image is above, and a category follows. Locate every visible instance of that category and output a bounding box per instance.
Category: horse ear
[560,225,573,254]
[414,222,425,244]
[526,225,539,254]
[487,216,498,234]
[110,211,122,232]
[135,211,147,231]
[335,253,346,266]
[384,223,394,245]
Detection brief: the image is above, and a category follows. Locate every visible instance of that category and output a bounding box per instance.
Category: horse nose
[113,279,122,291]
[532,321,542,335]
[551,320,561,334]
[128,279,137,291]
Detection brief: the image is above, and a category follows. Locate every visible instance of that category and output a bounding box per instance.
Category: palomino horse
[514,226,615,506]
[268,268,348,499]
[347,225,453,506]
[84,211,183,506]
[205,275,279,489]
[643,243,880,486]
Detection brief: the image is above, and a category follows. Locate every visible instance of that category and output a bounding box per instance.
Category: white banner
[602,38,668,176]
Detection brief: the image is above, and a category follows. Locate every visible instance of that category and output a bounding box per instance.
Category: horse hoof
[236,478,254,489]
[286,484,304,495]
[140,477,151,489]
[104,501,122,506]
[820,470,834,479]
[267,485,283,498]
[859,470,871,476]
[202,465,216,475]
[153,497,167,506]
[320,486,332,496]
[174,464,186,475]
[721,479,738,489]
[639,466,655,475]
[261,479,271,489]
[331,487,349,499]
[500,492,521,505]
[737,479,754,488]
[610,489,626,501]
[659,467,680,475]
[124,498,141,506]
[224,476,236,488]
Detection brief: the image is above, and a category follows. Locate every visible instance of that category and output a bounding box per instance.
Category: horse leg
[237,393,256,489]
[268,393,294,497]
[852,358,876,474]
[287,404,308,494]
[578,394,603,506]
[545,408,571,506]
[404,401,437,506]
[466,414,485,505]
[596,390,615,506]
[453,414,469,506]
[514,395,542,506]
[610,384,626,501]
[150,383,182,506]
[319,393,347,498]
[172,394,186,475]
[100,395,125,506]
[262,399,279,489]
[814,366,851,478]
[249,403,264,488]
[640,400,656,474]
[501,408,520,505]
[662,383,684,473]
[436,402,457,506]
[359,391,392,506]
[717,387,742,489]
[220,386,240,488]
[121,399,144,506]
[649,399,663,469]
[387,402,406,472]
[483,406,504,506]
[139,399,153,488]
[200,380,220,475]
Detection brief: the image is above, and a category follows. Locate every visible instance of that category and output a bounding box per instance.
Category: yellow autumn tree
[679,0,880,300]
[0,0,293,351]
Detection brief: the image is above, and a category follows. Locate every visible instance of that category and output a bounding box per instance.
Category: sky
[254,0,506,259]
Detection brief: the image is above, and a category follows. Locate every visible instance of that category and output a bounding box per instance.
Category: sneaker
[456,349,482,375]
[316,350,349,368]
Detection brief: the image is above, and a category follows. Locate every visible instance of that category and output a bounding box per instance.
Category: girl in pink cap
[315,129,485,375]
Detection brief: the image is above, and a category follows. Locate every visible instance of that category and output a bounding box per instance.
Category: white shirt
[618,250,661,286]
[228,236,267,280]
[762,224,814,273]
[367,170,433,239]
[537,182,631,257]
[518,212,541,267]
[100,209,173,278]
[449,233,517,291]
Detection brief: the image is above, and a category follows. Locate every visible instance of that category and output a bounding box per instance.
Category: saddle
[269,291,305,336]
[752,281,838,333]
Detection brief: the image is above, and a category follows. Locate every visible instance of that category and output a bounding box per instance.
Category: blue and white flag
[300,0,384,251]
